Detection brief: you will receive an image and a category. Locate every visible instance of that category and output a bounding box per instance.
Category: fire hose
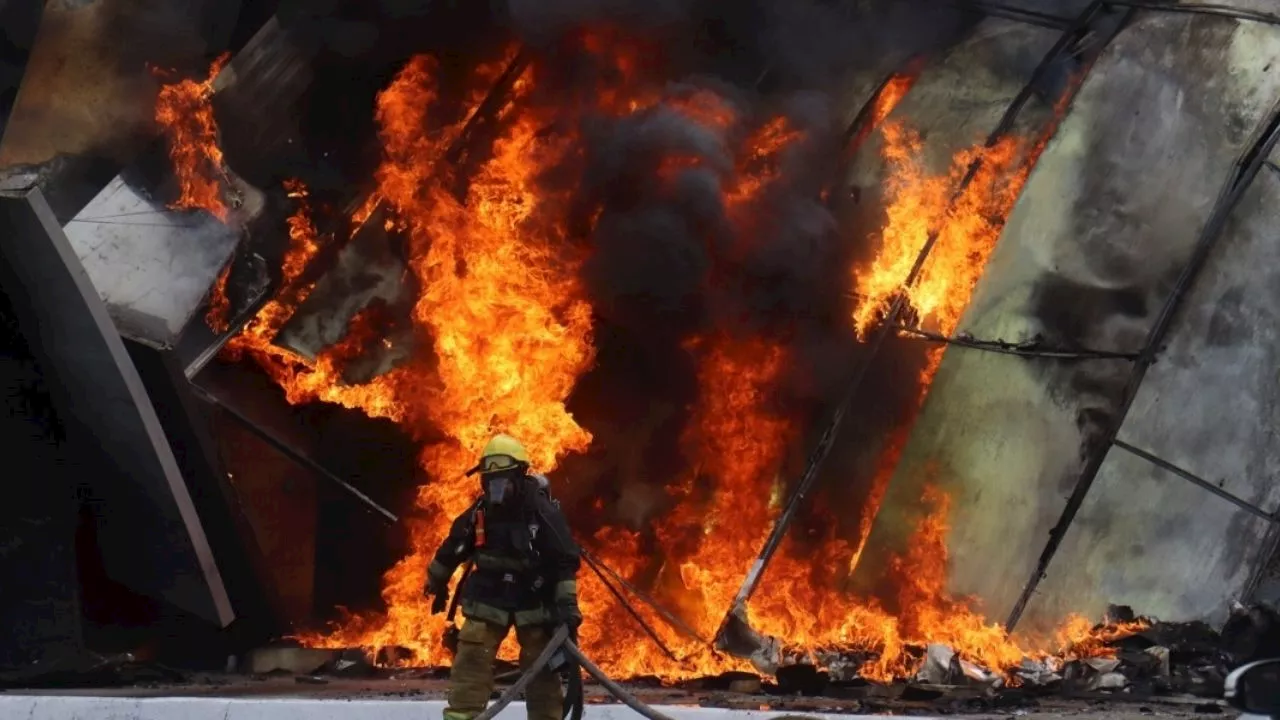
[470,625,676,720]
[439,569,672,720]
[441,562,473,655]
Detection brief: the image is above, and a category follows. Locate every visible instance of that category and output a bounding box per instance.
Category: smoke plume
[508,0,970,549]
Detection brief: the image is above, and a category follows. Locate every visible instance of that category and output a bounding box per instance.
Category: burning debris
[147,604,1269,715]
[146,0,1225,696]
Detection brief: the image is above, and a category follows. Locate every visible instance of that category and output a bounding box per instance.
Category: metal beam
[1111,438,1277,524]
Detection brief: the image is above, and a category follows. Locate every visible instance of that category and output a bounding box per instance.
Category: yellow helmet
[478,433,530,474]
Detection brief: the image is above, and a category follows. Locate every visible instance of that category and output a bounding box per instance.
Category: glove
[425,574,449,614]
[442,625,460,655]
[557,600,582,641]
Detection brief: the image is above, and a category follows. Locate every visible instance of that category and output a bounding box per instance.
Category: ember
[156,15,1145,687]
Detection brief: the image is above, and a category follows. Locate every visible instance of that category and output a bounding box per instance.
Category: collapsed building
[3,0,1280,715]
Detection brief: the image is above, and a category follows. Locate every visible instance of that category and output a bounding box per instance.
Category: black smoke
[508,0,970,564]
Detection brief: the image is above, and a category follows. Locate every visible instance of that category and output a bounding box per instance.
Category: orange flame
[163,42,1144,682]
[206,264,232,333]
[842,68,921,167]
[653,337,794,654]
[272,53,595,667]
[155,53,231,220]
[870,75,918,130]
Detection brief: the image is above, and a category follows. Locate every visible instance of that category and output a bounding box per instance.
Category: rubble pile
[754,603,1280,703]
[220,604,1280,706]
[204,605,1280,713]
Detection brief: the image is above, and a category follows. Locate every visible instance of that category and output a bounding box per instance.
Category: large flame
[155,54,231,220]
[154,54,236,333]
[161,40,1143,682]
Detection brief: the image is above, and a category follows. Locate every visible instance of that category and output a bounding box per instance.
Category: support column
[0,183,233,627]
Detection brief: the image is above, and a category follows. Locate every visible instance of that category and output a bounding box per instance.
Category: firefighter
[425,434,582,720]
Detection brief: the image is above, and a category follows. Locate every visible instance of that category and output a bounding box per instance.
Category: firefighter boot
[516,624,565,720]
[443,619,506,720]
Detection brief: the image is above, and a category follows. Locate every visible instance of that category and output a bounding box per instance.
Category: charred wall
[196,359,423,628]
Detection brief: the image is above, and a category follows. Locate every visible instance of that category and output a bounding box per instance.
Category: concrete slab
[850,8,1280,625]
[62,175,239,347]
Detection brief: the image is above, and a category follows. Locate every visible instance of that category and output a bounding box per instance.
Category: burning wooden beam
[263,48,533,364]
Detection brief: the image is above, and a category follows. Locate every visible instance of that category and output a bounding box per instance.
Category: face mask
[484,474,514,505]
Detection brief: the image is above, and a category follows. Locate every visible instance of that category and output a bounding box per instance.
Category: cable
[1112,439,1278,524]
[1106,0,1280,26]
[894,325,1140,360]
[190,384,399,523]
[581,550,682,663]
[952,0,1074,29]
[564,641,678,720]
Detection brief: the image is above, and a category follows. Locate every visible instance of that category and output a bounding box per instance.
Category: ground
[0,675,1236,719]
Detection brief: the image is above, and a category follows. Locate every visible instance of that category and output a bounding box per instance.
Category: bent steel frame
[713,0,1125,650]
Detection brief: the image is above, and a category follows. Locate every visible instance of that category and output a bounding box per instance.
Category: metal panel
[1015,447,1272,632]
[0,182,233,626]
[1113,156,1280,512]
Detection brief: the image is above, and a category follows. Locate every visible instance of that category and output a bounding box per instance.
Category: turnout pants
[443,618,563,720]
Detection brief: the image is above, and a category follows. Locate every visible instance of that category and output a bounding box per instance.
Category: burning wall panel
[1114,168,1280,518]
[853,10,1280,630]
[835,15,1063,600]
[1016,111,1280,628]
[273,216,408,362]
[847,18,1058,180]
